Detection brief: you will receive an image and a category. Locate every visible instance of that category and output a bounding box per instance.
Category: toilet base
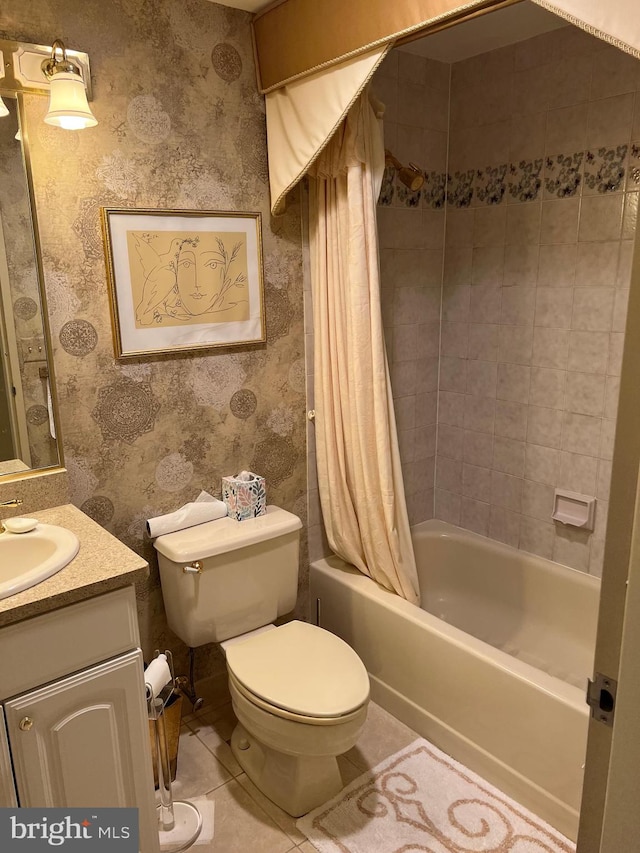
[230,723,343,817]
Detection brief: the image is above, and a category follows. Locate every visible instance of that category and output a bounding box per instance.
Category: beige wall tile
[520,516,555,559]
[436,456,463,493]
[441,322,469,357]
[532,327,570,369]
[535,287,574,329]
[435,488,462,524]
[545,103,588,154]
[497,363,531,403]
[463,430,494,468]
[472,246,505,286]
[567,330,610,374]
[557,451,599,495]
[510,111,546,161]
[565,372,606,416]
[446,208,475,247]
[444,247,473,287]
[498,325,534,365]
[586,92,635,148]
[438,424,464,460]
[575,242,620,287]
[571,288,615,331]
[506,203,542,245]
[473,207,507,247]
[495,400,528,441]
[440,356,468,392]
[462,463,492,502]
[489,505,521,547]
[578,194,624,242]
[464,395,495,434]
[562,411,602,455]
[466,359,498,397]
[600,418,616,460]
[493,436,526,477]
[603,375,621,420]
[500,287,536,325]
[590,44,640,100]
[527,406,564,448]
[461,497,491,536]
[525,443,559,486]
[553,527,591,571]
[470,285,503,324]
[438,390,466,426]
[622,192,639,240]
[491,469,523,511]
[521,478,555,521]
[538,244,577,288]
[529,367,567,409]
[597,458,613,502]
[540,199,580,244]
[468,323,500,361]
[504,244,540,287]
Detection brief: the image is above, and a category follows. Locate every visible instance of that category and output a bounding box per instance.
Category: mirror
[0,93,60,477]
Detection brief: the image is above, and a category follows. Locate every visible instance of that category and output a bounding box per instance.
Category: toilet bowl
[223,620,369,816]
[153,506,370,816]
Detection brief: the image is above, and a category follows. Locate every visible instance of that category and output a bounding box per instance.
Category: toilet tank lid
[153,505,302,563]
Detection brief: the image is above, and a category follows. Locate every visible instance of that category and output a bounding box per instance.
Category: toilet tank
[153,506,302,647]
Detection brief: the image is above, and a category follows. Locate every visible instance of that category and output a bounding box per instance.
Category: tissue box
[222,471,266,521]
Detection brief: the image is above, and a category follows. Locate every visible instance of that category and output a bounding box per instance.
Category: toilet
[153,505,370,816]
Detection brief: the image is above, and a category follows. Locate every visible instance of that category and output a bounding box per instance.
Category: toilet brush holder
[146,650,202,853]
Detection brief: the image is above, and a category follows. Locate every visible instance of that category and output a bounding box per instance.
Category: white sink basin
[0,523,80,600]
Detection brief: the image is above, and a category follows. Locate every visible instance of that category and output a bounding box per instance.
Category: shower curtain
[308,92,421,605]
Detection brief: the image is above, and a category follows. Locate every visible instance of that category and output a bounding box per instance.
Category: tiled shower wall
[371,27,640,575]
[374,51,450,525]
[435,29,640,575]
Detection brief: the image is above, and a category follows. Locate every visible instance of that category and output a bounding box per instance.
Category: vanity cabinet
[0,586,160,853]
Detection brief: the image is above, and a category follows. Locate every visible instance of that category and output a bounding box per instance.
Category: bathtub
[309,519,600,841]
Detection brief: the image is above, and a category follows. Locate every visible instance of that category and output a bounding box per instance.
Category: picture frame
[101,207,265,358]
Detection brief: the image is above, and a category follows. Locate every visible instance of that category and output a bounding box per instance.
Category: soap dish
[3,517,38,534]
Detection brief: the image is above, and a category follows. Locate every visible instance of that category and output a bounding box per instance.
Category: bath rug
[297,739,575,853]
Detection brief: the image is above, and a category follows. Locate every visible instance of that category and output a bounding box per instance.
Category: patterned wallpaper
[0,0,306,677]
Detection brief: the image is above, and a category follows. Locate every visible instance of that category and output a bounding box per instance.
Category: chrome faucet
[0,498,23,534]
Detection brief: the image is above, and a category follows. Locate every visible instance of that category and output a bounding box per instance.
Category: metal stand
[147,651,202,852]
[175,647,204,712]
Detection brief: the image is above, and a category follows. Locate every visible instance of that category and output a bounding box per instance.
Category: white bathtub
[309,519,600,841]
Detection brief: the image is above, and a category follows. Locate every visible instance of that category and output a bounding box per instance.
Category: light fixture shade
[0,96,9,118]
[44,71,97,130]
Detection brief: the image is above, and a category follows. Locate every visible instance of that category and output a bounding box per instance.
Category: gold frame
[101,207,266,359]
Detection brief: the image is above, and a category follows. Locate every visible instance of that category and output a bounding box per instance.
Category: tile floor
[166,673,421,852]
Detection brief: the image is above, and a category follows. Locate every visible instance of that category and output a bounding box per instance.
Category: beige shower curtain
[308,92,420,605]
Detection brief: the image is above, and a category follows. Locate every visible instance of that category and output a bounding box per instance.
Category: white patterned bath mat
[297,739,575,853]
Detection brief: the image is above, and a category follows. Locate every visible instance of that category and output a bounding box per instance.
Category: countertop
[0,504,148,627]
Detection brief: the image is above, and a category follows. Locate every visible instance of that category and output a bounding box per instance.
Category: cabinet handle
[19,717,33,732]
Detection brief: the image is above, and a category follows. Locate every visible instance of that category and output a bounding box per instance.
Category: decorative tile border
[423,170,447,210]
[508,159,543,203]
[584,145,628,195]
[544,152,584,199]
[377,140,637,210]
[447,170,475,208]
[474,164,508,206]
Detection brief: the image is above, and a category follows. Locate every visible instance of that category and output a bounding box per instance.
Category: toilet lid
[225,621,370,718]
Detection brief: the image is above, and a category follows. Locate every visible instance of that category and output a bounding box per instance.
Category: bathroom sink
[0,523,80,600]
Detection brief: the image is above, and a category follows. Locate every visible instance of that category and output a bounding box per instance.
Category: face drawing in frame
[128,230,249,328]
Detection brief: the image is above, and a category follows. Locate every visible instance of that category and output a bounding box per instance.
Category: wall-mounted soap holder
[552,489,596,531]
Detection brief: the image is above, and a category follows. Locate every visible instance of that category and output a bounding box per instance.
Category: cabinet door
[4,649,159,853]
[0,707,17,807]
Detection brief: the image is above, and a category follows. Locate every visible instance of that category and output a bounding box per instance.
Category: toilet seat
[225,620,370,720]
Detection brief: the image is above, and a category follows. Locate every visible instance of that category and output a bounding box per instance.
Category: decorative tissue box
[222,470,266,521]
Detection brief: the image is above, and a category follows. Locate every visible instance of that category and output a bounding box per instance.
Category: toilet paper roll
[144,654,172,699]
[146,498,227,538]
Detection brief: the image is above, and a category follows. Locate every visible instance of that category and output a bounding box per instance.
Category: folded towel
[147,491,227,538]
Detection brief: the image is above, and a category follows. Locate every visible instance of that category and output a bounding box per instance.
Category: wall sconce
[0,37,94,131]
[385,150,425,192]
[41,40,97,130]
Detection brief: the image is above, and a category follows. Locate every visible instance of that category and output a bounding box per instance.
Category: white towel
[146,491,227,538]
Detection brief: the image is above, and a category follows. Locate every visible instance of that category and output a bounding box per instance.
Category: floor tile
[171,725,232,799]
[196,780,296,853]
[344,702,419,771]
[236,771,307,846]
[296,842,319,852]
[186,702,242,777]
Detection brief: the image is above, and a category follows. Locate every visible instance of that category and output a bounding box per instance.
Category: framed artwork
[101,208,265,358]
